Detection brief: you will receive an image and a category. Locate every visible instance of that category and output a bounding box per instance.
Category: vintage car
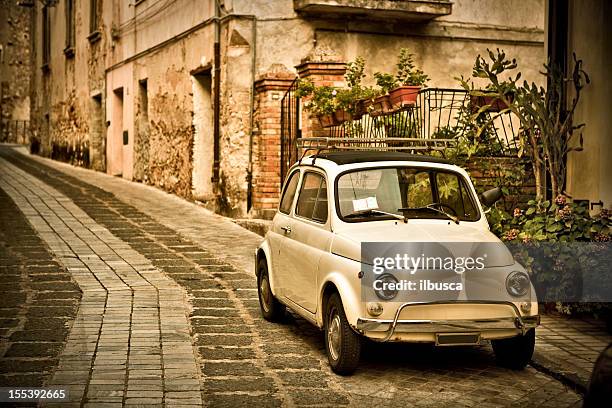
[255,150,539,374]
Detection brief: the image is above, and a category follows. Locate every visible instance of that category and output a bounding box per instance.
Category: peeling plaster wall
[0,0,31,143]
[30,0,109,168]
[217,19,254,216]
[30,0,548,218]
[106,27,214,200]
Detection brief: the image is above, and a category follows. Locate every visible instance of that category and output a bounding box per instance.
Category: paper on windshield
[352,196,379,212]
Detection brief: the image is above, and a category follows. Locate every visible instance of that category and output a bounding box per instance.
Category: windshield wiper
[398,203,460,224]
[344,209,406,223]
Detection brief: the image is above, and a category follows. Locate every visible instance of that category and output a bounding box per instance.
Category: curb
[530,351,588,395]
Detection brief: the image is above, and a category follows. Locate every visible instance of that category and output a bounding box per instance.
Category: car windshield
[336,167,480,222]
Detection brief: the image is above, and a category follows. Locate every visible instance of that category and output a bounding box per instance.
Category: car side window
[279,171,300,214]
[296,172,328,223]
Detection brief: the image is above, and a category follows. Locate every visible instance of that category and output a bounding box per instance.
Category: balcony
[293,0,452,22]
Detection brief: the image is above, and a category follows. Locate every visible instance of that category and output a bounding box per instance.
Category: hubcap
[327,308,341,361]
[259,275,271,313]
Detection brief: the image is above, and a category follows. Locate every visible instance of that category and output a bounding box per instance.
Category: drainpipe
[246,17,256,212]
[212,1,221,187]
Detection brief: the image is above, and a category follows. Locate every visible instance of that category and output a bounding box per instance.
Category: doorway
[191,71,214,200]
[108,87,124,176]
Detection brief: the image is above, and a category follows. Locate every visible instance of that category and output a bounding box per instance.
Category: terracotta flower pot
[389,86,420,109]
[318,113,338,128]
[333,109,352,124]
[352,99,371,120]
[370,94,393,117]
[470,94,514,113]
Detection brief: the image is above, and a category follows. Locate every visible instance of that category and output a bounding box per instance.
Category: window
[42,6,50,67]
[279,171,299,214]
[296,172,328,223]
[436,172,478,220]
[65,0,75,55]
[89,0,99,34]
[337,167,479,222]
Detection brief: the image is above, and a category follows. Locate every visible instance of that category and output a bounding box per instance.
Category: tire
[492,328,535,370]
[324,292,362,375]
[257,258,285,322]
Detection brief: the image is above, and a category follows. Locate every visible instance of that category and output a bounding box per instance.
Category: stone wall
[0,0,31,143]
[27,0,547,219]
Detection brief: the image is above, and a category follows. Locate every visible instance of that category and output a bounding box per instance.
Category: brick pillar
[296,61,346,138]
[251,72,295,219]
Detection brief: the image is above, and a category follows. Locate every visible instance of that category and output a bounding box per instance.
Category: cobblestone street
[1,145,609,407]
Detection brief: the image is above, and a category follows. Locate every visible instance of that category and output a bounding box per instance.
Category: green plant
[344,56,366,88]
[295,78,315,98]
[459,49,590,199]
[487,200,610,311]
[298,83,338,117]
[374,72,398,94]
[396,48,429,87]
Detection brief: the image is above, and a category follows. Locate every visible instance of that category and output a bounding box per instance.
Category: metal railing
[280,86,521,183]
[0,119,30,144]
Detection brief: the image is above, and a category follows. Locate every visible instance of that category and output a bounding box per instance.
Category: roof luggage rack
[296,137,455,162]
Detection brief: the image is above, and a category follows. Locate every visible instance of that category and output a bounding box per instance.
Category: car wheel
[492,328,535,369]
[324,292,361,375]
[257,259,285,322]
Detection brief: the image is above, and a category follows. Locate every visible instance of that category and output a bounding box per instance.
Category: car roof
[311,151,449,165]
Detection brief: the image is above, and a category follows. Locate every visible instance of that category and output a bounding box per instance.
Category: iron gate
[280,79,300,184]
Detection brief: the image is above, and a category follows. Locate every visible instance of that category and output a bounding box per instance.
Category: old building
[30,0,551,218]
[0,0,32,144]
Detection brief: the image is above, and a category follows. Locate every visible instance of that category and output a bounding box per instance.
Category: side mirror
[480,187,503,207]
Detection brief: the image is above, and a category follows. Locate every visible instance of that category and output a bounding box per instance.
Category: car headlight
[506,271,530,297]
[374,273,399,301]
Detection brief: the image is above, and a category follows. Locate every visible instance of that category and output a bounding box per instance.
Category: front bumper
[355,301,540,342]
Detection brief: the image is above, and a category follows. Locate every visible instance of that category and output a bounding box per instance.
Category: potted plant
[297,80,341,128]
[469,84,515,113]
[388,49,428,109]
[296,57,379,126]
[335,57,379,121]
[371,72,396,116]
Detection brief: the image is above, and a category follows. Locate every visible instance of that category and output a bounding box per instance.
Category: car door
[270,169,300,298]
[279,171,331,313]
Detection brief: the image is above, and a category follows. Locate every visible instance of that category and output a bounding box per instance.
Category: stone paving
[0,185,81,394]
[533,315,611,392]
[2,145,609,406]
[0,157,202,406]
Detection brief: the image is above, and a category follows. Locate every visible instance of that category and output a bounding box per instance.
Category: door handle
[280,225,292,234]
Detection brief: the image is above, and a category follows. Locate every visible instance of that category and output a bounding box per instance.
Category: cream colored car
[255,151,539,374]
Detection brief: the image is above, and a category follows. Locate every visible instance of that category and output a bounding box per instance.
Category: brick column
[251,72,295,219]
[296,61,346,138]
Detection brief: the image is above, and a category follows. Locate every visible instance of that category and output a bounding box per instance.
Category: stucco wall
[565,0,612,210]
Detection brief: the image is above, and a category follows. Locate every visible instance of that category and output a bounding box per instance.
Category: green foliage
[459,48,590,199]
[298,57,380,118]
[296,80,338,116]
[373,72,398,94]
[487,201,611,314]
[396,48,429,87]
[344,56,366,88]
[488,197,610,243]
